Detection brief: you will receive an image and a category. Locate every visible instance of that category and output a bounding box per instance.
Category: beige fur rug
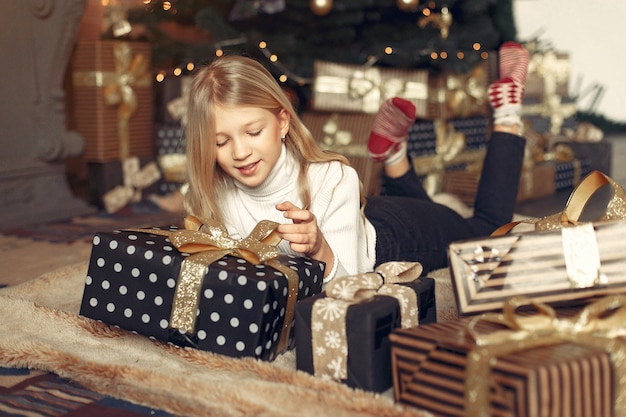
[0,261,459,417]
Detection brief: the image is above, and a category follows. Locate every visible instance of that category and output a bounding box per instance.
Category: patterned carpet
[0,368,174,417]
[1,202,184,244]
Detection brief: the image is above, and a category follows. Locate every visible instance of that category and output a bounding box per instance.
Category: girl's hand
[275,201,334,274]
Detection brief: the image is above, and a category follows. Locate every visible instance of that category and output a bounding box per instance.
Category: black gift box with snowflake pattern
[294,277,436,392]
[79,227,325,361]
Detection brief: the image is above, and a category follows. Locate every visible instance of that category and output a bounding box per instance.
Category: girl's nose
[231,137,252,160]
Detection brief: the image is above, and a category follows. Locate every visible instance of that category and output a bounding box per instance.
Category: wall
[514,0,626,123]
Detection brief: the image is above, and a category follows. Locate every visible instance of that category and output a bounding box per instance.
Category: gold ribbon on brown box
[102,157,161,213]
[311,261,422,381]
[315,61,427,114]
[464,295,626,417]
[73,42,151,160]
[127,215,300,354]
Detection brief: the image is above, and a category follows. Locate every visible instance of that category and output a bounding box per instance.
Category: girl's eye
[216,138,228,147]
[248,129,262,137]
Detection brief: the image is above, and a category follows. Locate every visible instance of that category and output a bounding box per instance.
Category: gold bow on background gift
[412,120,478,196]
[464,295,626,417]
[314,60,427,114]
[73,42,152,160]
[311,262,422,381]
[429,65,487,119]
[128,215,300,354]
[102,157,161,213]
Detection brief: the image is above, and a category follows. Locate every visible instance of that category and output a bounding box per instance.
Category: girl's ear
[278,108,290,137]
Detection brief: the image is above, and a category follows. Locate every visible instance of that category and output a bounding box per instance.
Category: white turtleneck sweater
[219,144,377,281]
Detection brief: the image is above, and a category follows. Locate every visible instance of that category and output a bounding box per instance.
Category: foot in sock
[488,42,530,128]
[367,97,415,163]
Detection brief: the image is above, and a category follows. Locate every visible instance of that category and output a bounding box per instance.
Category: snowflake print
[330,277,361,300]
[314,345,326,357]
[315,298,346,321]
[324,330,342,349]
[328,357,345,380]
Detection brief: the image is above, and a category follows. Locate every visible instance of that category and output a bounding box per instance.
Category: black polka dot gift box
[79,220,325,361]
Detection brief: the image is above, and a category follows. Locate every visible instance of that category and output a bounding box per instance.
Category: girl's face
[214,104,290,188]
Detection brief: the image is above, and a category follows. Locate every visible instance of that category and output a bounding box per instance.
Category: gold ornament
[397,0,419,12]
[418,6,453,39]
[310,0,332,16]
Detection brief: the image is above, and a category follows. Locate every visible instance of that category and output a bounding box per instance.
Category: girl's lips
[237,161,259,176]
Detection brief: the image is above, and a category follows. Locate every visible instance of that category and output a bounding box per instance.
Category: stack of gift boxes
[302,57,498,199]
[70,1,189,212]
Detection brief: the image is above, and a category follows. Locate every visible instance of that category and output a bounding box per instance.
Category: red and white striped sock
[367,97,415,164]
[489,42,530,128]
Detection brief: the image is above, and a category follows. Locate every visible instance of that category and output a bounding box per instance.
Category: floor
[1,134,624,288]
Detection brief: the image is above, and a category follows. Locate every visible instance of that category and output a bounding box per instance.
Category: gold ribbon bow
[128,215,300,354]
[413,119,468,196]
[444,65,487,119]
[102,157,161,213]
[311,262,422,381]
[465,295,626,417]
[73,42,151,160]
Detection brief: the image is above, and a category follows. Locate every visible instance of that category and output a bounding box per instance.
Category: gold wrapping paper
[311,262,422,381]
[127,215,300,354]
[312,60,428,116]
[72,41,153,162]
[465,295,626,417]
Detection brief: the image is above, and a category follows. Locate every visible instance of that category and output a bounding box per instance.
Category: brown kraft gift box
[72,41,154,162]
[389,297,626,417]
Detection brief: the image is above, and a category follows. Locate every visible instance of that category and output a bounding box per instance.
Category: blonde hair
[184,54,351,222]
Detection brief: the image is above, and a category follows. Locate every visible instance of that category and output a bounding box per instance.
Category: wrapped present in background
[88,156,161,212]
[295,262,436,392]
[448,219,626,316]
[155,124,187,194]
[426,55,497,120]
[301,111,382,196]
[523,96,578,136]
[80,219,325,361]
[390,295,625,417]
[442,161,556,205]
[72,41,154,162]
[311,60,428,116]
[525,49,570,100]
[154,75,192,126]
[407,117,489,196]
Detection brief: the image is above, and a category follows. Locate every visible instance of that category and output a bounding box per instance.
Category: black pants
[364,131,525,273]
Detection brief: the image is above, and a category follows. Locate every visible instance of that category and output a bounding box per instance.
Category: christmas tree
[122,0,516,105]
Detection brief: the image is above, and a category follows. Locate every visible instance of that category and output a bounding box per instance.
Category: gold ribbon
[127,215,300,354]
[315,62,427,114]
[413,119,467,196]
[465,295,626,417]
[429,65,487,119]
[101,157,161,213]
[311,262,422,381]
[166,76,192,126]
[73,42,151,160]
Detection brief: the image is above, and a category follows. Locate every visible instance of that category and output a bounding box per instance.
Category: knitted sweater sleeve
[309,161,375,282]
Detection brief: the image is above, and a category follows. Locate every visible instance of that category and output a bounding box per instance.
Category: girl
[184,42,529,282]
